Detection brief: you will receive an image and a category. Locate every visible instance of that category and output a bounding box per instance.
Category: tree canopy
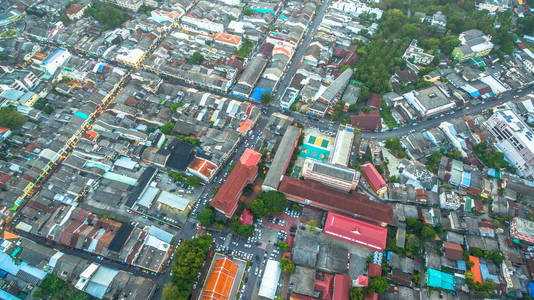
[33,274,93,300]
[473,142,509,170]
[0,106,26,130]
[280,258,295,274]
[261,92,272,104]
[189,51,204,65]
[198,206,215,227]
[85,2,131,31]
[247,191,287,218]
[166,235,212,299]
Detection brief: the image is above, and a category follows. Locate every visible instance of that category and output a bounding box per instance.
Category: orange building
[202,257,238,300]
[214,33,242,49]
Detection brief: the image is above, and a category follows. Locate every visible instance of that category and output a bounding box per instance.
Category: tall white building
[485,109,534,177]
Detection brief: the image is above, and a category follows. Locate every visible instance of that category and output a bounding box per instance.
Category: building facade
[485,109,534,177]
[510,217,534,244]
[301,158,359,192]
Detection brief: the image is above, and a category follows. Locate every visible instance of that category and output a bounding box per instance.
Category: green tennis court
[299,144,330,161]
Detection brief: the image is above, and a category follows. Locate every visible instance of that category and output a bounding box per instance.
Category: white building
[116,48,146,68]
[258,260,281,299]
[181,16,224,34]
[41,48,71,75]
[485,109,534,177]
[403,85,455,117]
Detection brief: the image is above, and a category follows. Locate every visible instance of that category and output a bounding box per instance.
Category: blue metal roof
[0,289,20,300]
[0,89,24,101]
[251,87,271,101]
[461,171,471,187]
[149,226,173,244]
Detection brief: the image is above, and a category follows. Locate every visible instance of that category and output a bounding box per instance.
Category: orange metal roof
[238,119,253,133]
[273,46,290,56]
[470,255,482,283]
[202,257,238,300]
[3,231,19,240]
[188,157,218,179]
[214,33,242,45]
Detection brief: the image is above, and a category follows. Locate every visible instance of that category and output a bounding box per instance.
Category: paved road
[357,87,534,140]
[273,0,332,103]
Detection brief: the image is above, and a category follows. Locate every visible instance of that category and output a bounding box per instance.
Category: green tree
[358,86,370,103]
[138,5,155,16]
[243,8,254,15]
[447,149,462,160]
[43,104,54,114]
[162,282,183,300]
[280,258,295,274]
[33,274,92,300]
[348,103,358,112]
[278,241,289,251]
[170,102,182,112]
[384,137,408,158]
[361,106,373,112]
[85,2,131,31]
[350,287,366,300]
[261,92,272,104]
[368,276,388,294]
[473,142,509,169]
[198,206,215,227]
[0,106,26,129]
[440,35,461,55]
[426,150,442,174]
[168,171,185,182]
[169,235,212,298]
[186,176,201,187]
[230,216,254,237]
[471,247,483,257]
[243,183,254,195]
[189,51,204,65]
[160,121,175,135]
[247,191,287,218]
[421,225,436,240]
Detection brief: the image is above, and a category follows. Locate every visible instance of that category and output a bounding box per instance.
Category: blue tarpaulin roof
[480,263,499,284]
[530,282,534,297]
[251,87,272,101]
[74,111,89,120]
[427,269,455,291]
[457,260,466,271]
[0,289,20,300]
[461,171,471,187]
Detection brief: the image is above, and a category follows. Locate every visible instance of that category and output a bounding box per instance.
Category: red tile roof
[278,177,392,225]
[350,111,382,131]
[66,3,84,16]
[333,274,351,300]
[323,212,388,251]
[366,93,382,109]
[239,209,253,225]
[211,149,261,217]
[443,242,463,261]
[0,172,10,184]
[361,163,387,193]
[289,294,315,300]
[368,263,382,277]
[0,126,9,134]
[314,273,333,300]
